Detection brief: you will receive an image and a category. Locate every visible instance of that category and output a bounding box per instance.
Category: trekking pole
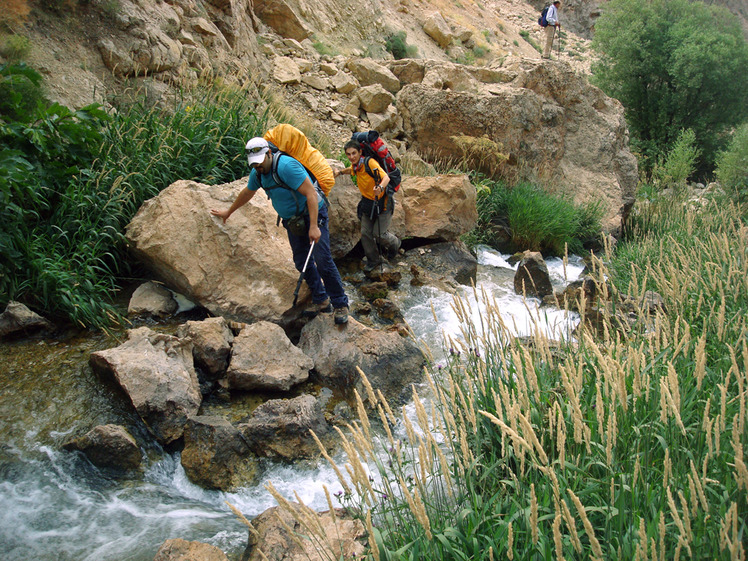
[292,241,315,307]
[370,193,384,273]
[557,24,561,59]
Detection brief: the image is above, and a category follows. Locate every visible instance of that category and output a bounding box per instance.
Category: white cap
[245,137,269,166]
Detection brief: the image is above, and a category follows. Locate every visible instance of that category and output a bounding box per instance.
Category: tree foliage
[591,0,748,175]
[715,122,748,201]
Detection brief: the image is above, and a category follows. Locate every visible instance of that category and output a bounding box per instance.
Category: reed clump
[1,65,270,327]
[258,192,746,560]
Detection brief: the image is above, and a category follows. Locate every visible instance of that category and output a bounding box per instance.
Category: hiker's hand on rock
[309,224,321,243]
[210,208,230,223]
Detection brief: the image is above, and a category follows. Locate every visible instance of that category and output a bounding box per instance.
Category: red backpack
[351,130,402,192]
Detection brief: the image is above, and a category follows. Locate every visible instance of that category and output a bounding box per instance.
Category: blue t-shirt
[247,154,323,219]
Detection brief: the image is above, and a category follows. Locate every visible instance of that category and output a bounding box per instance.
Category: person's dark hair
[344,139,362,152]
[553,1,560,5]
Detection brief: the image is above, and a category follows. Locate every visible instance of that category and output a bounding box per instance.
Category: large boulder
[89,327,201,445]
[238,394,332,461]
[125,179,307,325]
[327,172,477,257]
[356,84,395,113]
[423,12,455,48]
[393,175,478,241]
[407,241,478,290]
[180,416,258,491]
[243,504,365,561]
[176,317,234,380]
[62,424,142,472]
[298,315,425,402]
[253,0,314,42]
[397,60,638,235]
[346,58,401,94]
[226,321,313,392]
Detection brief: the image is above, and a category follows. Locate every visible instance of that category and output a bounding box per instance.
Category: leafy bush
[715,123,748,200]
[466,179,603,255]
[0,34,31,62]
[652,128,700,189]
[1,63,268,327]
[472,44,488,58]
[592,0,748,175]
[385,30,407,59]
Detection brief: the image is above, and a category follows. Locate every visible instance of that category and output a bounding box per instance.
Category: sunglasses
[246,146,267,154]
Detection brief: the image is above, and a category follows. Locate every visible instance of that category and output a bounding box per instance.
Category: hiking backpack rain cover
[351,130,402,192]
[263,124,336,196]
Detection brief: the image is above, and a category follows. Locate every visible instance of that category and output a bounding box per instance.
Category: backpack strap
[363,156,382,185]
[265,152,328,216]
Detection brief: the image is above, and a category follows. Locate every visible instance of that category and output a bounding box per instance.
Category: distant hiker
[542,1,561,59]
[334,139,401,273]
[211,137,349,324]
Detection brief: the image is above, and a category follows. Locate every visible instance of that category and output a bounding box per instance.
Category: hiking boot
[302,298,332,318]
[333,306,349,325]
[364,260,383,274]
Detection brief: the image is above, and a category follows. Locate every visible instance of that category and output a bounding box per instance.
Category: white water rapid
[0,246,582,560]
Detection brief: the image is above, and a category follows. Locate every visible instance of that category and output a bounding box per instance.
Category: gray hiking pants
[361,211,399,266]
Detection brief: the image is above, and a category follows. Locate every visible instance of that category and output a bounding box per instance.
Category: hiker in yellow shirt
[334,139,401,272]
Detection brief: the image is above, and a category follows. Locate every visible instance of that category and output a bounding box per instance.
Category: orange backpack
[263,124,335,196]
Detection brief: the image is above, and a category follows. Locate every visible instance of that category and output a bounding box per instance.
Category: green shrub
[1,63,269,327]
[715,123,748,200]
[518,30,542,53]
[465,178,603,255]
[385,30,408,59]
[0,34,31,62]
[472,44,488,58]
[652,128,700,190]
[592,0,748,175]
[312,40,337,57]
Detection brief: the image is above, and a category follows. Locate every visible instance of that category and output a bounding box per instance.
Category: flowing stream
[0,247,583,561]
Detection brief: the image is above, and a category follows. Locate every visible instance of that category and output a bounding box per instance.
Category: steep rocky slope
[4,0,644,235]
[13,0,592,112]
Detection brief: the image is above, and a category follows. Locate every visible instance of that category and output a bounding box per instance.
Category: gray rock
[180,416,258,491]
[239,395,332,461]
[176,317,234,380]
[514,251,554,299]
[0,301,53,339]
[89,327,201,445]
[63,424,141,471]
[227,322,313,392]
[128,281,178,317]
[299,315,424,402]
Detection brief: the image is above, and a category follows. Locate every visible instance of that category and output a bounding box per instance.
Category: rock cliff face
[396,59,637,233]
[23,0,637,238]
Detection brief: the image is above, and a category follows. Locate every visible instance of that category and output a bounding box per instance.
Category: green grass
[463,178,604,256]
[281,188,748,561]
[1,63,269,327]
[519,29,542,54]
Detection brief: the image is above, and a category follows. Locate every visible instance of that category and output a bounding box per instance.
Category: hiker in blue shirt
[210,137,349,324]
[542,1,561,59]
